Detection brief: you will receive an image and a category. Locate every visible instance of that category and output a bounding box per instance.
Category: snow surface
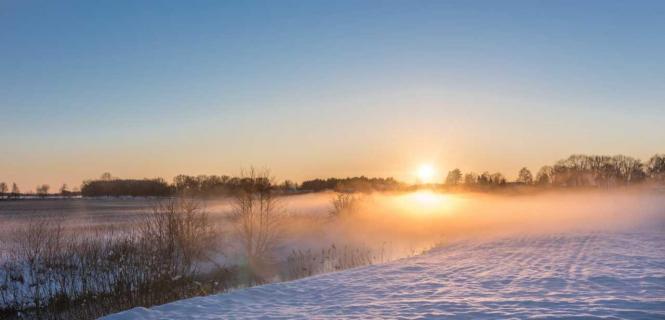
[103,231,665,319]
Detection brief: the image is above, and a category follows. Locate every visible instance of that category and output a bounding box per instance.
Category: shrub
[0,199,229,319]
[329,192,359,217]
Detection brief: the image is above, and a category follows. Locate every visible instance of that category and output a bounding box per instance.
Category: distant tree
[100,172,113,181]
[280,180,298,192]
[612,155,646,185]
[551,154,602,187]
[0,182,7,199]
[36,184,50,198]
[647,154,665,182]
[516,167,533,184]
[173,174,200,195]
[547,154,649,188]
[463,172,477,185]
[11,183,20,198]
[477,172,491,185]
[174,173,304,197]
[445,169,462,186]
[535,166,553,185]
[60,184,70,196]
[490,172,506,185]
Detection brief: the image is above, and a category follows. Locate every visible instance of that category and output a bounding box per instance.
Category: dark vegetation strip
[1,154,664,199]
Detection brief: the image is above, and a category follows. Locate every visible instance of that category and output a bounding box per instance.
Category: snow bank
[103,230,665,319]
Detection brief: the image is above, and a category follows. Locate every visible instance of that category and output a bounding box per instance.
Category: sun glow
[393,190,459,216]
[413,190,441,205]
[417,164,436,184]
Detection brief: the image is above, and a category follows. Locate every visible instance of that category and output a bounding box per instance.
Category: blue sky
[1,0,664,189]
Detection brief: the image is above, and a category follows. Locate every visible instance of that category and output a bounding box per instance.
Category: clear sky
[1,0,664,190]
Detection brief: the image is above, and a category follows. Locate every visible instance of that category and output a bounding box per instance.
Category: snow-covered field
[104,230,665,319]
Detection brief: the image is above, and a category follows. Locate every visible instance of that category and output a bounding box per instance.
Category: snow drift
[103,230,665,319]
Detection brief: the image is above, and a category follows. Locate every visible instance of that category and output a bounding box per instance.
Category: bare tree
[60,184,69,197]
[140,198,216,278]
[547,154,649,187]
[535,166,553,185]
[516,167,533,184]
[477,172,491,185]
[36,184,50,198]
[445,169,462,186]
[0,182,7,199]
[463,172,477,185]
[491,172,506,185]
[612,155,645,185]
[11,182,20,198]
[280,180,298,192]
[100,172,113,181]
[231,168,283,283]
[647,154,665,183]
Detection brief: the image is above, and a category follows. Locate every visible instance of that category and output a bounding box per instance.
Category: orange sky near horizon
[2,1,664,191]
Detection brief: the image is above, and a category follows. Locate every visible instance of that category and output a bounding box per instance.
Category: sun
[417,164,436,184]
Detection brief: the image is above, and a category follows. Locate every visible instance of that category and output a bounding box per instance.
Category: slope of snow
[103,231,665,319]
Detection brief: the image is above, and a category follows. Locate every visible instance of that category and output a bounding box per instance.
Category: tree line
[1,154,663,199]
[444,154,665,188]
[299,177,403,193]
[80,178,172,197]
[172,174,276,196]
[79,172,277,197]
[75,174,404,197]
[0,182,79,199]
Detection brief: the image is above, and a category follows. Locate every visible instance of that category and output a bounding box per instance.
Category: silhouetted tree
[445,169,462,186]
[0,182,7,199]
[548,154,649,187]
[280,180,298,192]
[471,172,506,186]
[490,173,506,185]
[536,166,553,185]
[231,168,283,283]
[516,167,533,184]
[36,184,50,198]
[463,172,477,185]
[11,183,20,198]
[647,154,665,182]
[612,155,646,185]
[477,172,491,185]
[60,184,71,197]
[173,174,200,195]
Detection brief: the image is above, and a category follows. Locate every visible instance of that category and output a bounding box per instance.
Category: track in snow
[104,231,665,319]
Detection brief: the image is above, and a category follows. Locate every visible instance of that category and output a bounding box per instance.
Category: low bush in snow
[0,199,234,319]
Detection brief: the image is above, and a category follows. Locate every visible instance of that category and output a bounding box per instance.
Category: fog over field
[1,188,664,319]
[2,189,663,263]
[94,189,665,320]
[283,189,665,258]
